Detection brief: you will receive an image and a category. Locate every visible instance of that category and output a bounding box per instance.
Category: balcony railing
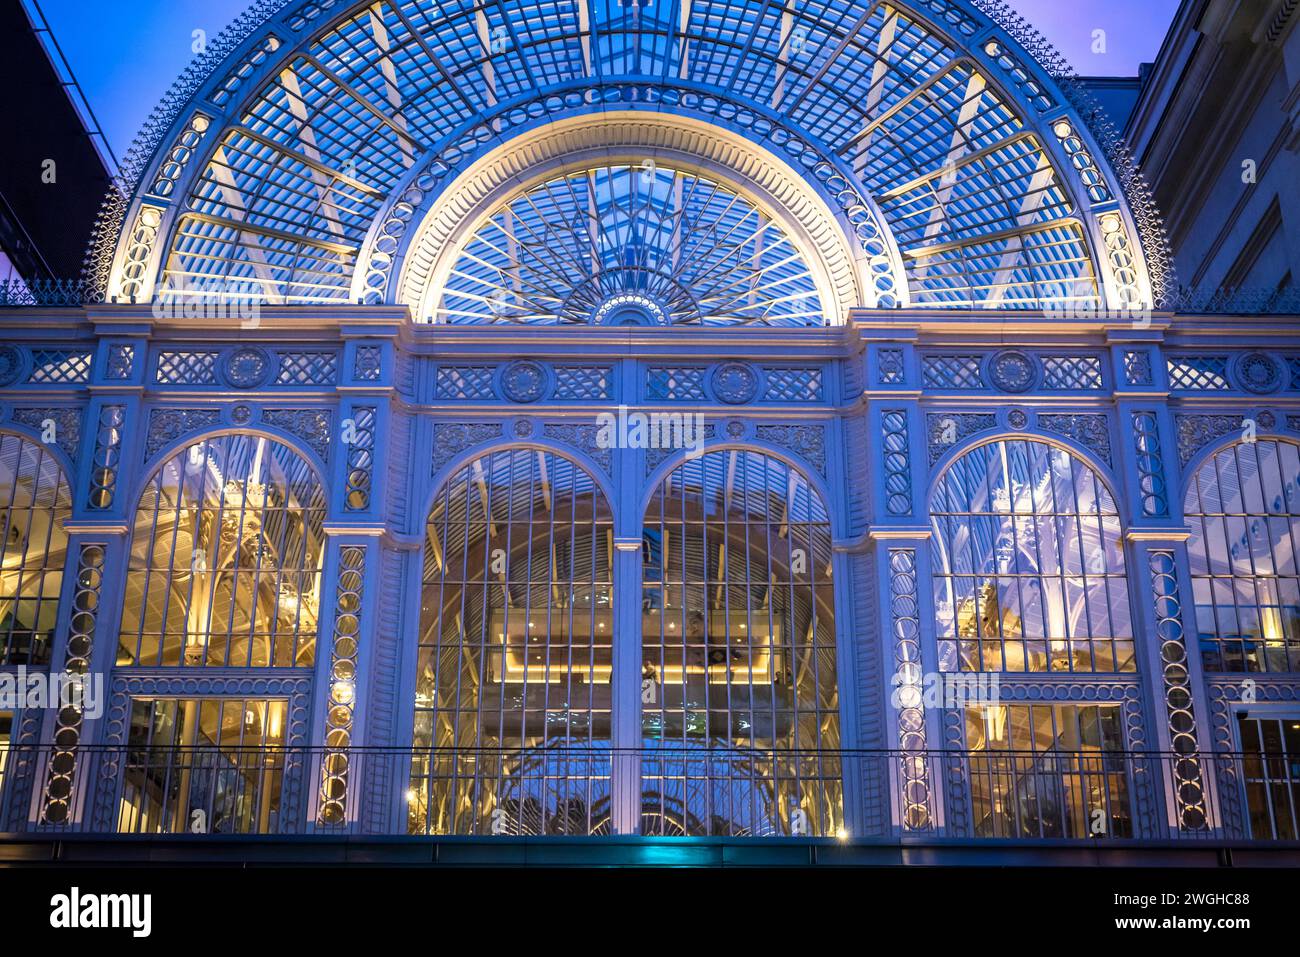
[0,746,1296,843]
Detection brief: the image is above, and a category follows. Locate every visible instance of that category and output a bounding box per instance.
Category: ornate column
[858,330,942,835]
[1109,329,1217,834]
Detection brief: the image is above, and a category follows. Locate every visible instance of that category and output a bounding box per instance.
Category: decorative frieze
[10,407,82,460]
[1174,413,1243,468]
[262,408,332,462]
[431,422,501,473]
[755,424,826,475]
[544,422,612,473]
[145,408,222,460]
[926,413,996,465]
[1037,413,1112,465]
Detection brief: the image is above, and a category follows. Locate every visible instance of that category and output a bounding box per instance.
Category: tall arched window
[0,432,71,667]
[641,450,841,836]
[408,449,614,835]
[931,439,1133,673]
[1185,439,1300,672]
[118,434,326,668]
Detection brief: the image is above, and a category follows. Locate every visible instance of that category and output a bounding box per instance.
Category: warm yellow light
[332,679,355,705]
[836,828,849,842]
[405,789,417,804]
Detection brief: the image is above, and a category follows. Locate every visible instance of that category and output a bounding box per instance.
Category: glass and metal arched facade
[0,432,71,667]
[15,0,1300,856]
[641,450,840,836]
[1185,439,1300,673]
[930,438,1134,674]
[97,0,1166,317]
[118,433,327,668]
[408,448,615,835]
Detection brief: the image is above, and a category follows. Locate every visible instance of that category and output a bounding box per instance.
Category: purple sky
[38,0,1182,165]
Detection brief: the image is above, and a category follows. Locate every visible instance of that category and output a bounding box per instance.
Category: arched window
[408,449,614,835]
[118,434,326,668]
[641,450,840,836]
[930,439,1133,673]
[0,432,71,667]
[1185,439,1300,672]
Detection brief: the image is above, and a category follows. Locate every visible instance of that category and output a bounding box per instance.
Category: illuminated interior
[1185,439,1300,672]
[930,439,1135,673]
[0,432,71,667]
[117,434,327,668]
[119,697,288,834]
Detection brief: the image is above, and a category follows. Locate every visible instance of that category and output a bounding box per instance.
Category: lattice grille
[435,366,496,400]
[275,352,339,386]
[1167,356,1230,391]
[553,367,611,400]
[647,367,708,401]
[155,351,219,385]
[1042,356,1103,390]
[763,368,824,402]
[922,356,984,390]
[27,351,92,384]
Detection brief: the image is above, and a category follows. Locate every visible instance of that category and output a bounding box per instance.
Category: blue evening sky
[36,0,1182,164]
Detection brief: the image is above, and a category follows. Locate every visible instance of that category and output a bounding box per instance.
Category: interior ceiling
[104,0,1160,319]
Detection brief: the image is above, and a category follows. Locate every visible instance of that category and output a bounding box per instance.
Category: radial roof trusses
[102,0,1165,318]
[439,163,822,325]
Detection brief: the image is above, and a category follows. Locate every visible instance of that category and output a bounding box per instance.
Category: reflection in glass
[409,449,614,835]
[1186,440,1300,672]
[642,450,841,836]
[0,433,71,666]
[964,703,1131,838]
[930,440,1134,673]
[1238,713,1300,839]
[118,434,326,668]
[119,697,287,834]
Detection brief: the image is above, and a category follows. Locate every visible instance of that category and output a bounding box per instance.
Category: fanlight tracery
[436,164,823,326]
[930,439,1134,674]
[118,434,327,668]
[1185,439,1300,673]
[0,433,72,667]
[102,0,1159,315]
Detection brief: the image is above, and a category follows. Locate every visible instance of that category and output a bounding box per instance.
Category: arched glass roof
[95,0,1169,319]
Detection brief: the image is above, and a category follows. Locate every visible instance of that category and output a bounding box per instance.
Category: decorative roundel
[725,419,746,439]
[1234,352,1282,394]
[711,363,760,405]
[231,405,253,425]
[224,347,272,388]
[500,360,549,403]
[0,346,26,387]
[513,418,534,437]
[1256,410,1277,430]
[1007,409,1029,430]
[989,350,1040,394]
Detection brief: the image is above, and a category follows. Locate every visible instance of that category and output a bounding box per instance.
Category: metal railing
[0,745,1294,843]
